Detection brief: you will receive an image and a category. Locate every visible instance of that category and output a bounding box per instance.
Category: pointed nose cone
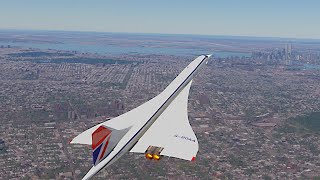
[205,54,212,64]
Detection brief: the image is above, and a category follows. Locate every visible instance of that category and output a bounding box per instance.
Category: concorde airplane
[70,54,212,179]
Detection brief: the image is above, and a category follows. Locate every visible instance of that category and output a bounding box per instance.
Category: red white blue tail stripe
[92,126,112,166]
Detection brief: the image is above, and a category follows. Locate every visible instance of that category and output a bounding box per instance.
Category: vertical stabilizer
[92,126,112,165]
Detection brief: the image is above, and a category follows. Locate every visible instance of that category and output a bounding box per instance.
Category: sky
[0,0,320,39]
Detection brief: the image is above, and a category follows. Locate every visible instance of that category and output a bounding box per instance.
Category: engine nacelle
[145,146,163,160]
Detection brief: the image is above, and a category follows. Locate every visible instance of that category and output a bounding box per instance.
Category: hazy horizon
[1,28,320,42]
[1,0,320,39]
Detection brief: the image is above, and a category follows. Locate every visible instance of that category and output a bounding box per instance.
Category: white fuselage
[82,55,209,180]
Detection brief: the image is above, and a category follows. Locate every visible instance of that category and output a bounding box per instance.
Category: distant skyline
[1,0,320,39]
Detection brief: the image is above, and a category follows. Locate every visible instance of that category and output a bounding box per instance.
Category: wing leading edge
[71,55,210,146]
[130,80,198,161]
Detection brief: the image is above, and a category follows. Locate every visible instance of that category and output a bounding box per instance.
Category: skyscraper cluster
[285,43,292,65]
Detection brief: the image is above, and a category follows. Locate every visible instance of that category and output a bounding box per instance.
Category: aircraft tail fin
[91,125,131,166]
[92,126,112,165]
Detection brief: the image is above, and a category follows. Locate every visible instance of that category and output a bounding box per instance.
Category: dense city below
[0,38,319,179]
